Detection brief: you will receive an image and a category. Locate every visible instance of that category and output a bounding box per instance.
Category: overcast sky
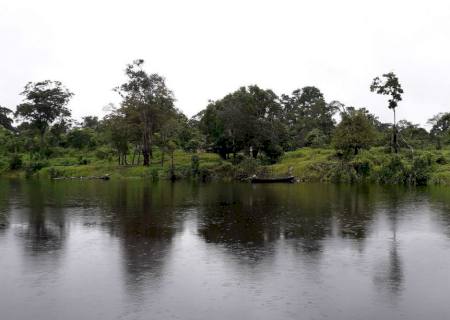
[1,0,449,126]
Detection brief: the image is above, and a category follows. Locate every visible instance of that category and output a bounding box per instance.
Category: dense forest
[1,60,450,184]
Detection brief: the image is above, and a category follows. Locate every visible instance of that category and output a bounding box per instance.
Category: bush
[95,147,114,160]
[262,144,284,164]
[9,154,23,170]
[25,160,49,178]
[78,156,89,165]
[352,159,371,177]
[211,162,234,179]
[234,157,260,180]
[435,154,447,165]
[151,168,159,182]
[231,154,245,165]
[305,129,327,148]
[191,155,200,176]
[47,167,63,179]
[376,155,407,184]
[327,162,358,183]
[199,167,213,182]
[409,154,432,185]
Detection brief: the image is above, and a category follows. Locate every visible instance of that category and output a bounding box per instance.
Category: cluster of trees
[196,85,338,163]
[1,62,450,169]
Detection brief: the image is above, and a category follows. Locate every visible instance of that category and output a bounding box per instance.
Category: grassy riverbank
[271,147,450,185]
[1,147,450,185]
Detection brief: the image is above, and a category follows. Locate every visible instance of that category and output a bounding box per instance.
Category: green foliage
[409,154,432,185]
[435,154,447,165]
[15,80,73,157]
[25,160,49,178]
[95,146,114,161]
[305,128,327,148]
[47,167,63,179]
[375,155,408,184]
[67,128,96,149]
[352,158,371,177]
[78,156,90,165]
[199,167,213,182]
[0,106,14,131]
[281,87,337,149]
[197,85,285,160]
[370,72,404,153]
[115,59,176,166]
[333,108,376,155]
[9,154,23,170]
[428,112,450,149]
[151,168,159,181]
[1,67,448,187]
[234,157,261,180]
[262,143,283,164]
[191,155,200,176]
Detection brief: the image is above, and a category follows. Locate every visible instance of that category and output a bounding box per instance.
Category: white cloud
[1,0,450,126]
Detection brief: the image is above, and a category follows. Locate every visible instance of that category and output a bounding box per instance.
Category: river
[0,179,449,320]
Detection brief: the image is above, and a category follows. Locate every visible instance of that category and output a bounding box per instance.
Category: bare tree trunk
[143,150,150,166]
[39,131,45,159]
[132,146,137,165]
[169,151,175,181]
[392,109,398,153]
[141,108,151,166]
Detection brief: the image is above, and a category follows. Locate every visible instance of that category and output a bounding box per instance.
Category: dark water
[1,180,450,320]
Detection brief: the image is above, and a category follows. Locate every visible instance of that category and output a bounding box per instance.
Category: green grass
[269,148,336,181]
[1,146,450,185]
[268,147,450,185]
[34,149,223,179]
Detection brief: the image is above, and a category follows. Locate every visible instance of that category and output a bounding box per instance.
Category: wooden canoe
[250,176,296,183]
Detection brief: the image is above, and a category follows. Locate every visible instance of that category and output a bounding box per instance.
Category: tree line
[1,60,450,169]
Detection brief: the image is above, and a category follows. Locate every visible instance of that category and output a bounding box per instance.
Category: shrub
[9,154,23,170]
[435,154,447,165]
[78,156,89,165]
[199,167,213,182]
[236,158,260,179]
[95,147,114,160]
[333,108,376,156]
[151,168,159,182]
[305,129,327,148]
[47,167,63,179]
[191,155,200,176]
[231,154,245,165]
[409,154,432,185]
[376,155,407,184]
[212,162,234,178]
[352,159,371,177]
[262,144,284,164]
[327,162,358,183]
[25,160,49,178]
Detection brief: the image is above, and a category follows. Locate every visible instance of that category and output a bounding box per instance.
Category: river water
[0,179,449,320]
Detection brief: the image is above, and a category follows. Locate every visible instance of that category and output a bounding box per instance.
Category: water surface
[1,179,450,320]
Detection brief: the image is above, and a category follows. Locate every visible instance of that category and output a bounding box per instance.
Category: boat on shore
[250,175,296,183]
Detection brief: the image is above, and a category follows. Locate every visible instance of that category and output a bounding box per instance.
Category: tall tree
[370,72,404,153]
[333,107,376,155]
[428,112,450,149]
[0,106,14,131]
[82,116,100,130]
[15,80,73,156]
[115,59,175,166]
[103,111,131,165]
[281,86,337,149]
[198,85,285,161]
